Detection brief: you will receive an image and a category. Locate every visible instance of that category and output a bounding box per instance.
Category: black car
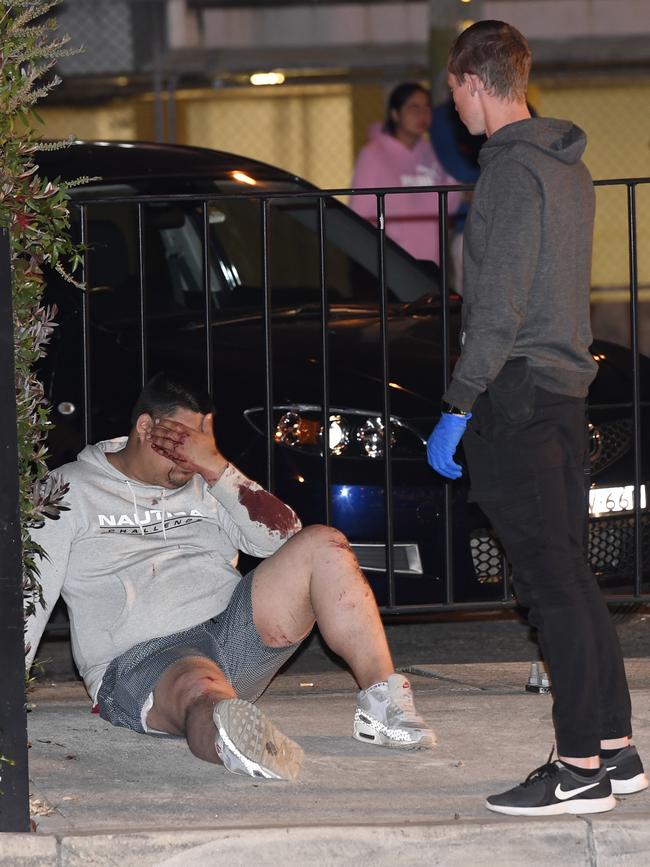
[37,141,650,612]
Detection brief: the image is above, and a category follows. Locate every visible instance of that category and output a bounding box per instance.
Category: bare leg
[558,753,600,770]
[146,656,236,763]
[601,737,630,750]
[144,525,418,767]
[252,524,394,689]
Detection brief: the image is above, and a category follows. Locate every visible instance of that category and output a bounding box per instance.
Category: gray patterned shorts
[96,570,301,735]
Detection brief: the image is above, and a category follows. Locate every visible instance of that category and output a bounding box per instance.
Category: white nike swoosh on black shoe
[486,759,616,817]
[554,781,599,800]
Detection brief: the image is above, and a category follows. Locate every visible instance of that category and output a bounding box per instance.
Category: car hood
[163,306,457,423]
[129,305,650,432]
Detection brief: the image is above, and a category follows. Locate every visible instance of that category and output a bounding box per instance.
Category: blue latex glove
[426,412,472,479]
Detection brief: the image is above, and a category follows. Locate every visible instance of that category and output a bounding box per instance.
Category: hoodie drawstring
[161,490,167,542]
[125,480,145,536]
[125,481,168,540]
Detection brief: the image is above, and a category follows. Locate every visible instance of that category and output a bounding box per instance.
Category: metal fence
[42,179,650,613]
[1,177,649,830]
[70,185,469,612]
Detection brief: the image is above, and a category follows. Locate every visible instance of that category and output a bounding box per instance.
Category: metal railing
[60,179,649,610]
[1,177,649,830]
[68,182,513,613]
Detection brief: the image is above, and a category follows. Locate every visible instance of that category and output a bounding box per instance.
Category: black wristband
[441,400,471,417]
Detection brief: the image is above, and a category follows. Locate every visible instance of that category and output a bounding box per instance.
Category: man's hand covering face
[148,414,220,477]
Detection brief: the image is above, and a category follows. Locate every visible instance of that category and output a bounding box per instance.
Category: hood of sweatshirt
[79,437,129,470]
[479,117,587,169]
[78,437,169,485]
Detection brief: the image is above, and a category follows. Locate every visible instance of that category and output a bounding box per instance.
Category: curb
[3,815,650,866]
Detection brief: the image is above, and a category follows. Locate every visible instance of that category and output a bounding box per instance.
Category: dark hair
[130,371,214,425]
[384,82,431,135]
[448,20,531,102]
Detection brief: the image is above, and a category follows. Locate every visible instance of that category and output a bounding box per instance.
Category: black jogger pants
[462,368,632,757]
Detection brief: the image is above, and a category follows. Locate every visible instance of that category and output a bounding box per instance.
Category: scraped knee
[296,523,353,554]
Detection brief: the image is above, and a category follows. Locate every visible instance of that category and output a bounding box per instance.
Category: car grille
[468,417,640,581]
[588,515,650,575]
[590,418,633,475]
[470,531,506,584]
[470,515,650,583]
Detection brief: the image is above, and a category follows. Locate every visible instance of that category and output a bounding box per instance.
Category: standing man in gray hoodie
[426,20,647,816]
[26,372,433,782]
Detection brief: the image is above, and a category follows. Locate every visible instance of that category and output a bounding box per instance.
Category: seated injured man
[25,372,433,780]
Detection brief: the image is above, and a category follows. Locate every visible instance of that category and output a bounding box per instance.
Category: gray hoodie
[443,117,598,411]
[25,439,302,700]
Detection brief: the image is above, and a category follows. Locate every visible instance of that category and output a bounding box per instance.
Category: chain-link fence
[55,0,165,76]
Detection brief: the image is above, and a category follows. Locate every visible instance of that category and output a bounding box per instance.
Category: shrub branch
[0,0,81,617]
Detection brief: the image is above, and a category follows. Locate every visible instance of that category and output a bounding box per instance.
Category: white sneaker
[213,698,304,781]
[353,673,435,750]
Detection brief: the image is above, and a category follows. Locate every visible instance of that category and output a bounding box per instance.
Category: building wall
[35,75,650,295]
[33,102,141,141]
[199,2,428,48]
[189,1,650,50]
[484,0,650,39]
[36,82,382,192]
[539,81,650,290]
[180,85,355,190]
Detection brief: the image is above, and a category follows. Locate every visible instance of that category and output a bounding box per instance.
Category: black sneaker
[486,760,616,816]
[603,745,649,795]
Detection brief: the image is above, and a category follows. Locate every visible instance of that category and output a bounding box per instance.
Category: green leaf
[1,0,84,624]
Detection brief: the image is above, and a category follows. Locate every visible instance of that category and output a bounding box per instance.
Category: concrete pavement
[6,659,650,865]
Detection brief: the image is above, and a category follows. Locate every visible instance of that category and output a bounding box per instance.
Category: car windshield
[81,187,439,318]
[200,195,438,309]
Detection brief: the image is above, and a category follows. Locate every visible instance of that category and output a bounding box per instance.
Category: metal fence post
[0,227,30,832]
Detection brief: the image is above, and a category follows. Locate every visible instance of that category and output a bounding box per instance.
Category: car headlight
[244,406,424,459]
[327,414,351,455]
[356,416,396,459]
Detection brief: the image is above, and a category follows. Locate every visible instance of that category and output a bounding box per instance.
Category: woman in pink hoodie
[350,82,462,263]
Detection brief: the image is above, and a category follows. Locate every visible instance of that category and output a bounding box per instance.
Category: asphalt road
[32,605,650,684]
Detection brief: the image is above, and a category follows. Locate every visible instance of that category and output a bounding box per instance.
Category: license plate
[588,485,647,516]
